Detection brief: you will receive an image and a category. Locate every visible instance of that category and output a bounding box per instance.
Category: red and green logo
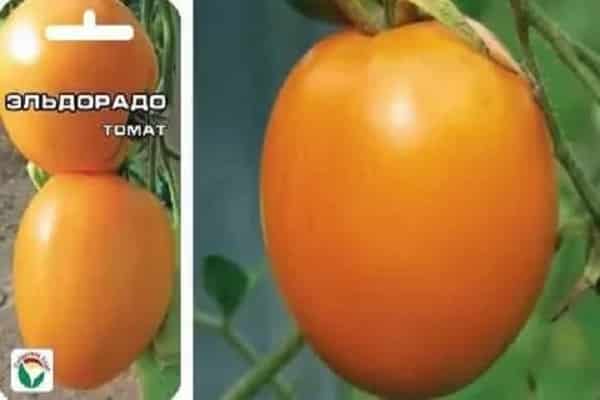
[15,353,50,389]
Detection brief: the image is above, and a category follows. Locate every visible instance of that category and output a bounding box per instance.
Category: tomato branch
[141,0,155,32]
[195,312,296,400]
[222,329,305,400]
[135,1,181,398]
[156,0,180,223]
[509,0,600,232]
[148,139,158,193]
[525,2,600,105]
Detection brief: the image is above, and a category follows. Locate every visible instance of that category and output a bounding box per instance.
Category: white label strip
[45,10,134,42]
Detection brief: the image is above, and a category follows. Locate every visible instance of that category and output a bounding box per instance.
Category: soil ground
[0,132,139,399]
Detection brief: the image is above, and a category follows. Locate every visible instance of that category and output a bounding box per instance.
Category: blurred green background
[195,1,600,398]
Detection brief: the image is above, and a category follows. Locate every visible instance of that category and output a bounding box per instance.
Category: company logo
[11,349,53,393]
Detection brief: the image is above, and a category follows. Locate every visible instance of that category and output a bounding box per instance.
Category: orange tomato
[261,22,557,399]
[13,174,174,389]
[0,0,158,173]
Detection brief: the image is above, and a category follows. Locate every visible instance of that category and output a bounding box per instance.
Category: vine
[197,0,600,399]
[133,0,181,399]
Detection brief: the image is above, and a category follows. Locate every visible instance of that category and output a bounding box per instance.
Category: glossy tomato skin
[0,0,158,173]
[261,22,557,398]
[14,175,174,389]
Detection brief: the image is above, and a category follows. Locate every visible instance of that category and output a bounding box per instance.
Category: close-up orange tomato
[0,0,158,173]
[13,174,174,389]
[261,21,557,399]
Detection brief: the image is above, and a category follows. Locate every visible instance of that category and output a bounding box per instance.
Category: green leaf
[18,364,31,388]
[136,350,180,400]
[121,148,149,190]
[157,172,174,210]
[347,386,379,400]
[136,226,180,399]
[203,255,249,319]
[32,372,44,388]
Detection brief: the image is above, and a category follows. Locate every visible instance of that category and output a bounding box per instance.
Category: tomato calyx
[324,0,523,76]
[286,0,347,24]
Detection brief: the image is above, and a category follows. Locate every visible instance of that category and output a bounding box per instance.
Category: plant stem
[160,136,180,221]
[148,138,158,193]
[333,0,387,34]
[509,0,600,231]
[383,0,418,28]
[194,312,296,400]
[140,0,154,33]
[526,2,600,105]
[571,40,600,77]
[156,0,180,222]
[222,329,305,400]
[141,0,154,31]
[158,0,177,99]
[164,145,181,161]
[407,0,486,52]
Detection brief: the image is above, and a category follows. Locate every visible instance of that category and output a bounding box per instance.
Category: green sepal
[286,0,346,24]
[26,162,50,191]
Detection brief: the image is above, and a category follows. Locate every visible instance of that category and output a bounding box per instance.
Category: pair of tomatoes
[262,8,557,400]
[1,0,173,389]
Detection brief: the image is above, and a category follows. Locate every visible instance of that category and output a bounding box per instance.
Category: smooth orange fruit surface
[0,0,158,173]
[14,175,174,389]
[261,22,557,399]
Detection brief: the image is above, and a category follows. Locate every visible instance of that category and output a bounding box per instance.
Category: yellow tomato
[0,0,158,173]
[262,22,557,398]
[14,174,174,389]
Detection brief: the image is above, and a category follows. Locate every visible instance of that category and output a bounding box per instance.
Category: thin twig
[509,0,600,232]
[148,138,158,193]
[141,0,155,31]
[164,145,181,161]
[194,312,296,400]
[222,329,305,400]
[571,39,600,77]
[526,2,600,105]
[333,0,387,34]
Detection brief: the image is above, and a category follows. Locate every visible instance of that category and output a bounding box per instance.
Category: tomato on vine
[13,174,174,389]
[0,0,158,173]
[261,21,557,398]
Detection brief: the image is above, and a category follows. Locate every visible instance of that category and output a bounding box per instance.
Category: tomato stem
[509,0,600,232]
[148,137,158,193]
[405,0,486,52]
[156,0,180,224]
[526,2,600,105]
[194,312,296,399]
[135,1,182,398]
[158,1,176,100]
[140,0,155,33]
[222,329,305,400]
[382,0,418,28]
[333,0,387,34]
[159,136,180,223]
